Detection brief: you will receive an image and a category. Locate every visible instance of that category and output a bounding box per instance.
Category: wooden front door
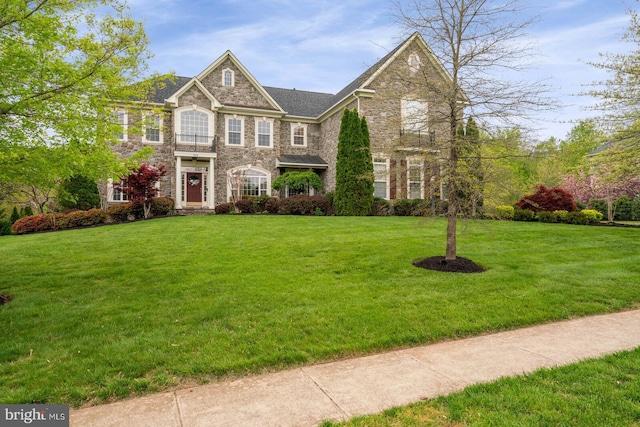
[186,173,202,204]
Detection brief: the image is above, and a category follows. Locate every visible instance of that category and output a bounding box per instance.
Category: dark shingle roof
[154,33,417,115]
[263,87,335,117]
[277,155,328,168]
[148,76,192,104]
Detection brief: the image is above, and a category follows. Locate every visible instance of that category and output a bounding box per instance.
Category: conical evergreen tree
[334,109,374,215]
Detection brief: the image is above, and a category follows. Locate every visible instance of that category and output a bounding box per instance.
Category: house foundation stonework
[107,33,459,211]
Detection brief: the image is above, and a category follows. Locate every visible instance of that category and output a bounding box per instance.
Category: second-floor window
[292,124,307,146]
[114,110,127,141]
[180,110,209,143]
[144,114,162,143]
[256,119,272,147]
[401,99,428,134]
[227,117,243,146]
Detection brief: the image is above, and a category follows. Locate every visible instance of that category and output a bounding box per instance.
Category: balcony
[398,129,437,149]
[174,134,216,153]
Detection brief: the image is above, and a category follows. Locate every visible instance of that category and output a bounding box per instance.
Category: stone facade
[107,33,456,211]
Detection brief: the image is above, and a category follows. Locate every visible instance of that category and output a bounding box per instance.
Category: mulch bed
[413,256,486,273]
[0,293,12,305]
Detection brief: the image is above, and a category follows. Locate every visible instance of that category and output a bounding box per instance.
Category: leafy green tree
[0,0,165,203]
[272,170,323,195]
[58,176,101,211]
[558,121,605,174]
[334,109,374,216]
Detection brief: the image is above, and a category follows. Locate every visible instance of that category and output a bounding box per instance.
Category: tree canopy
[0,0,166,206]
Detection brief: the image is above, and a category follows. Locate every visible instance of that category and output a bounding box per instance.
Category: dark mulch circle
[0,293,12,305]
[413,256,486,273]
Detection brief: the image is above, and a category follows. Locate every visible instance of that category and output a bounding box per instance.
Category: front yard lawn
[1,216,639,406]
[325,347,640,426]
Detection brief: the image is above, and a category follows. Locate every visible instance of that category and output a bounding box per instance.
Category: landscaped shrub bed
[11,198,174,234]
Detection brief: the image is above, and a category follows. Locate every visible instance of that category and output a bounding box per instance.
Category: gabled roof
[157,33,460,119]
[196,50,284,113]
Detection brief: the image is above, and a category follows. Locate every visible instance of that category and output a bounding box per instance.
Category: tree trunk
[446,144,458,260]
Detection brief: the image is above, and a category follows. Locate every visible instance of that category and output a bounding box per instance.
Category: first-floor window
[373,158,388,199]
[408,159,423,199]
[229,168,270,199]
[111,180,129,202]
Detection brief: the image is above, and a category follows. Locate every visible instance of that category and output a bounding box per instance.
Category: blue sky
[126,0,634,141]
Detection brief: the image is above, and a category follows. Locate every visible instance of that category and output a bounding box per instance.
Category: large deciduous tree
[394,0,553,260]
[0,0,165,202]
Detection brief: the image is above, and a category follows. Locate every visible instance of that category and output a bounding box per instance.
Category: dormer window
[222,69,234,87]
[408,53,421,73]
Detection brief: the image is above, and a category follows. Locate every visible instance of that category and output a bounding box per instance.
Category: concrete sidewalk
[70,309,640,427]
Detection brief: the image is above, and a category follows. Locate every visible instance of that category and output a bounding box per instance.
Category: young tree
[334,109,374,216]
[0,0,167,200]
[122,164,166,219]
[395,0,554,260]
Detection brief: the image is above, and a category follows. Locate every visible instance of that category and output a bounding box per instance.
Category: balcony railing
[399,129,436,147]
[174,134,216,153]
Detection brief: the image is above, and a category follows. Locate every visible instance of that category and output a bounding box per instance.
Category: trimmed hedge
[495,205,514,220]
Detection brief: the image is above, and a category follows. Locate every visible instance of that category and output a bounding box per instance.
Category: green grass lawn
[1,216,639,407]
[324,347,640,426]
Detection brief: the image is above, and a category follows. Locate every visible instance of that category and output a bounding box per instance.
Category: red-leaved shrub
[515,185,577,212]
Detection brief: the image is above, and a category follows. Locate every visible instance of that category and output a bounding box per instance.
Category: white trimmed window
[408,159,423,199]
[228,167,270,199]
[143,113,162,143]
[177,107,213,144]
[401,99,428,133]
[114,109,127,141]
[291,124,307,146]
[226,116,244,146]
[255,118,273,148]
[373,158,389,199]
[222,69,234,87]
[108,178,129,202]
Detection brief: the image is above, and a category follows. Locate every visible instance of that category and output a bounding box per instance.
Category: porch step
[176,207,215,216]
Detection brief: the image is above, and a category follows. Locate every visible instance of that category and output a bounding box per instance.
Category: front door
[186,173,203,205]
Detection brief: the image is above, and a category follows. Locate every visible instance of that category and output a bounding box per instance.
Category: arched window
[291,124,307,146]
[228,167,270,200]
[222,69,234,87]
[176,107,213,144]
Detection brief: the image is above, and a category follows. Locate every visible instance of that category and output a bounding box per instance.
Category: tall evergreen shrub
[334,109,374,216]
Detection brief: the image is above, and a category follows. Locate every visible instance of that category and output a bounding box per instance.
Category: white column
[208,158,215,210]
[175,156,182,209]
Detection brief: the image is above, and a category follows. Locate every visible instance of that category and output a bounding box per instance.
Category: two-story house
[107,32,456,212]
